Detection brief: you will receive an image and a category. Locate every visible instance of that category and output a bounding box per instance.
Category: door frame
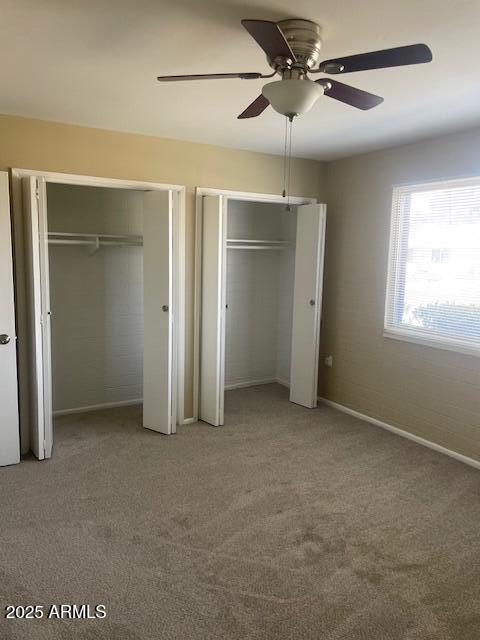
[193,187,317,422]
[11,169,187,457]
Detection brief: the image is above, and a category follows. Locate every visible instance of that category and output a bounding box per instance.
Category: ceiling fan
[157,19,433,120]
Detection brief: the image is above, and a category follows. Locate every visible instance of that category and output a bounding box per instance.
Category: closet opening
[12,169,185,461]
[195,189,326,427]
[46,183,145,443]
[225,199,297,391]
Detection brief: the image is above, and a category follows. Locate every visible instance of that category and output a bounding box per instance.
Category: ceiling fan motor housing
[274,19,323,72]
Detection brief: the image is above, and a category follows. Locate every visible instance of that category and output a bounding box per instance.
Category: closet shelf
[48,232,143,253]
[226,238,294,250]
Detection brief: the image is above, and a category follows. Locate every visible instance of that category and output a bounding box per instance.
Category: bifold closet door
[0,172,20,466]
[143,190,176,435]
[199,195,226,426]
[290,204,326,408]
[23,175,53,460]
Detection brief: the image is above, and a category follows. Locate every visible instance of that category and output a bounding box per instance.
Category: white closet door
[143,190,176,435]
[23,176,53,459]
[199,195,226,426]
[290,203,326,408]
[0,172,20,466]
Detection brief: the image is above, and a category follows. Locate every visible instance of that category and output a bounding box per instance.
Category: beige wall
[321,128,480,461]
[0,114,325,428]
[6,113,479,462]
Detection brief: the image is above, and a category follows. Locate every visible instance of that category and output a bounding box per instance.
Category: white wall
[47,184,143,235]
[47,184,144,412]
[225,200,296,388]
[225,249,279,387]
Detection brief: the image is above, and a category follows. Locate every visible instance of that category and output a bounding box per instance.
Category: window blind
[385,177,480,355]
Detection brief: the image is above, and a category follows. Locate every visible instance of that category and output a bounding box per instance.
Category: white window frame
[384,176,480,358]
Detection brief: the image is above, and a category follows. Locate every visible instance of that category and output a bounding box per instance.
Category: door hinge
[35,187,40,200]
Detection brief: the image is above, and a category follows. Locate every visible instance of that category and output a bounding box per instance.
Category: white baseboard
[53,399,143,417]
[319,397,480,471]
[181,417,197,424]
[225,377,278,391]
[225,377,292,391]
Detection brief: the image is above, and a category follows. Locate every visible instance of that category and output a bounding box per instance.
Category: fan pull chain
[282,115,295,211]
[282,116,288,199]
[286,116,293,212]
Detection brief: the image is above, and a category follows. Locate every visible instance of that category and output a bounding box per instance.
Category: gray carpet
[1,384,479,640]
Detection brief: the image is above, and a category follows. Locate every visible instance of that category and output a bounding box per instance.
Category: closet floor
[2,384,479,639]
[53,403,144,448]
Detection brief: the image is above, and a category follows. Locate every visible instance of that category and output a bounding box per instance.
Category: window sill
[383,327,480,358]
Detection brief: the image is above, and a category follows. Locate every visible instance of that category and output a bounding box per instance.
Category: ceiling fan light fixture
[261,79,323,117]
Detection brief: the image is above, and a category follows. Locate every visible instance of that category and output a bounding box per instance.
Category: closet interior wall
[225,200,297,390]
[46,184,144,413]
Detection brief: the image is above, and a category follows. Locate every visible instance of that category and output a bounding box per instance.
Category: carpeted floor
[1,383,479,640]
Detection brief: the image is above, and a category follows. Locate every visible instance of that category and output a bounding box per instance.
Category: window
[385,177,480,355]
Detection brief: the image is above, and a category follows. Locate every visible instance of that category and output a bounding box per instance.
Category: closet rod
[48,239,142,247]
[47,231,143,249]
[48,231,142,240]
[47,232,143,256]
[227,245,289,251]
[227,238,291,245]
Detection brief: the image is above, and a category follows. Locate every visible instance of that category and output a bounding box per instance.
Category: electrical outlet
[324,355,333,368]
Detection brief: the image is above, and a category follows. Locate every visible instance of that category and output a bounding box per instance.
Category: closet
[21,175,176,460]
[199,193,326,426]
[46,184,145,418]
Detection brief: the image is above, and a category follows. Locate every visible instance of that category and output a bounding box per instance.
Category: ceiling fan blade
[241,19,296,62]
[238,94,270,119]
[157,72,263,82]
[319,44,432,74]
[317,79,384,110]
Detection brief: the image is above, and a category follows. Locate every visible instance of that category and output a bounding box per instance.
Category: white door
[23,176,53,459]
[0,172,20,466]
[290,204,327,408]
[199,195,227,426]
[143,190,176,434]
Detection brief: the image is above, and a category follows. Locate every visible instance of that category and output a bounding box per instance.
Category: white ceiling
[1,0,480,160]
